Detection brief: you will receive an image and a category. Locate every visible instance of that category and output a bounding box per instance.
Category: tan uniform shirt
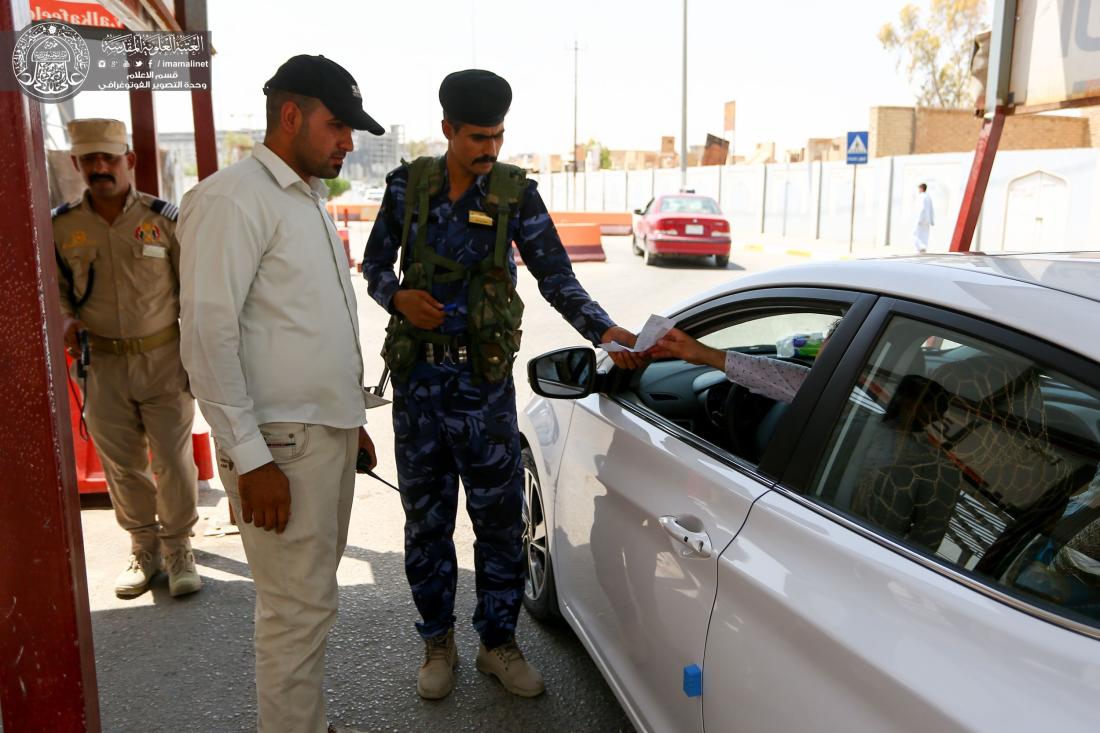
[53,187,181,339]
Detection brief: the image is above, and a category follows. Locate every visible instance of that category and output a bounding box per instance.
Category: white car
[518,254,1100,733]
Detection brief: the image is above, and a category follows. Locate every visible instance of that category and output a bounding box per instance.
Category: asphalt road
[72,237,798,733]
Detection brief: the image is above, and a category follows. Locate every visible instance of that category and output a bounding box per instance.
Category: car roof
[658,193,717,200]
[673,252,1100,363]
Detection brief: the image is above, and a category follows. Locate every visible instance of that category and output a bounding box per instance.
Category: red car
[632,193,731,267]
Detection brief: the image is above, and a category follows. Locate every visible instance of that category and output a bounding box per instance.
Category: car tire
[715,255,729,268]
[643,239,659,266]
[521,446,561,623]
[631,232,642,256]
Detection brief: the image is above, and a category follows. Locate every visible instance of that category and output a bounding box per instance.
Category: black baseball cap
[264,55,385,135]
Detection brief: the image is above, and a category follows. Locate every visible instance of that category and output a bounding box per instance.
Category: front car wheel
[521,446,561,622]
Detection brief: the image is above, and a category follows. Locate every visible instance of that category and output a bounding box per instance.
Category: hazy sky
[71,0,990,156]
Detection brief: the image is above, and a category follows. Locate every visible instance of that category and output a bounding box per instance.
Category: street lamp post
[680,0,688,191]
[573,39,579,210]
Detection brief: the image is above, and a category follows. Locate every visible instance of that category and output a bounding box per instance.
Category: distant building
[159,124,406,184]
[343,124,405,183]
[158,128,264,172]
[869,106,1093,158]
[607,149,658,170]
[806,137,845,162]
[701,134,729,166]
[746,142,776,165]
[504,152,540,172]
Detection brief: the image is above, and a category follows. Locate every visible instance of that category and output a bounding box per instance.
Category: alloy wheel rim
[522,464,548,601]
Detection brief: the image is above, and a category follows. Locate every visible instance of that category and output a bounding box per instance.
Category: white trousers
[216,422,358,733]
[913,224,931,252]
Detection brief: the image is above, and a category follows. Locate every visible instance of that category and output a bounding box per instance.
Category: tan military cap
[68,118,129,156]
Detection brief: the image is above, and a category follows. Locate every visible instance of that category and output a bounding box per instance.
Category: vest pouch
[468,267,524,382]
[381,315,417,374]
[476,327,522,382]
[473,268,524,330]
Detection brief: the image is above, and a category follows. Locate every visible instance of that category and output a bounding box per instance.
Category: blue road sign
[846,131,868,165]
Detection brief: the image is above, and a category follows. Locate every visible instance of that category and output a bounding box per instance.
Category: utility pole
[572,39,579,210]
[680,0,688,191]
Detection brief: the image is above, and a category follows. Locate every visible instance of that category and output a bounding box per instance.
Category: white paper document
[600,314,676,353]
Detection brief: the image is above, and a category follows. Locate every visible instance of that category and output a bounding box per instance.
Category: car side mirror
[633,208,644,216]
[528,347,598,399]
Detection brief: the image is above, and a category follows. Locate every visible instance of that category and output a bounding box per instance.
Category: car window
[808,315,1100,627]
[658,196,721,214]
[625,307,844,464]
[700,313,839,355]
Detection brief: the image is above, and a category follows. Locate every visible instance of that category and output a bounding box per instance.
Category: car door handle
[659,515,713,558]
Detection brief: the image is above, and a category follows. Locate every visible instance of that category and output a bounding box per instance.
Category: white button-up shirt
[179,143,367,474]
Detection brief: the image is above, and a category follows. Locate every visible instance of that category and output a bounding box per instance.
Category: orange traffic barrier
[68,378,107,493]
[550,211,632,235]
[66,357,215,493]
[338,227,355,268]
[542,222,606,263]
[326,201,381,222]
[193,432,214,481]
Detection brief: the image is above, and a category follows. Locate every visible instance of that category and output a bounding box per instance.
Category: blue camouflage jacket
[362,160,615,345]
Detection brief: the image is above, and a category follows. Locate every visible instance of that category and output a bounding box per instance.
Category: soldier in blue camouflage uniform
[364,69,643,701]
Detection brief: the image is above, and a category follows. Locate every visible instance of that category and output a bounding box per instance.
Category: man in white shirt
[178,55,383,733]
[913,182,934,253]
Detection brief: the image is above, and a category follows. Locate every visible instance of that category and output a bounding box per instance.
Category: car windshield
[659,196,720,214]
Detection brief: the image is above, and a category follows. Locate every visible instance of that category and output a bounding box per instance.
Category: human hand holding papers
[600,314,676,353]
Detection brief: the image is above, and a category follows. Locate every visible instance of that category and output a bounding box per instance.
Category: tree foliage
[405,138,432,159]
[879,0,988,108]
[323,177,351,199]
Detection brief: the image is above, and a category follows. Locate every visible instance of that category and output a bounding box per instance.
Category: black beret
[265,55,385,135]
[439,69,512,127]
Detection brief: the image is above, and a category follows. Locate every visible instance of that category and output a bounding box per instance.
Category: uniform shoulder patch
[149,198,179,221]
[51,201,75,219]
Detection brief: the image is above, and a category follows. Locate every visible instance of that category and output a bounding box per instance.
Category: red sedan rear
[632,193,731,267]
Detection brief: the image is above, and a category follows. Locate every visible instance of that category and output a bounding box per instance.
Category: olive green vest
[381,156,526,382]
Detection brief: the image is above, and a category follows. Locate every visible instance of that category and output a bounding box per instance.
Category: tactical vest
[381,156,526,382]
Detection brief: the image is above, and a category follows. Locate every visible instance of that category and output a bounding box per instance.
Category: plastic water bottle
[776,332,824,358]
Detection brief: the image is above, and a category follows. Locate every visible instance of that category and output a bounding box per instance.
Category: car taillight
[712,220,729,232]
[655,219,679,236]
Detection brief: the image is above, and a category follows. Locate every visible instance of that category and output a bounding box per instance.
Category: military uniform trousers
[393,360,526,649]
[83,340,198,555]
[214,423,358,733]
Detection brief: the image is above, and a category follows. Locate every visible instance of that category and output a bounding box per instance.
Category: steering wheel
[722,384,777,462]
[721,383,756,457]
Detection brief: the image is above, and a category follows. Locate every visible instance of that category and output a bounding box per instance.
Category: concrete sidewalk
[725,231,926,262]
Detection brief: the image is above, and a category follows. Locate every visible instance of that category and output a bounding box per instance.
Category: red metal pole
[949,107,1007,252]
[0,2,101,729]
[191,88,219,180]
[128,86,160,196]
[174,0,218,180]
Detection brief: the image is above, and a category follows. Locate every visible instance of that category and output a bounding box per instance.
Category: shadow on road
[90,544,636,733]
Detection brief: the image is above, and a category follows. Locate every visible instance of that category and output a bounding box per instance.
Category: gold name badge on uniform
[142,244,167,259]
[468,211,494,227]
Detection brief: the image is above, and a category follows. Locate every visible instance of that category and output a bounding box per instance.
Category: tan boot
[476,638,545,697]
[417,629,458,700]
[164,549,202,597]
[114,550,160,597]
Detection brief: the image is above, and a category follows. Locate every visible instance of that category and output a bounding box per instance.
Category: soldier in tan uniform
[53,118,201,598]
